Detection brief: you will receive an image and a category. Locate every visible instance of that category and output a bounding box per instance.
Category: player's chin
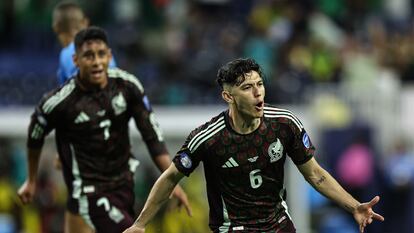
[254,108,264,117]
[89,73,106,83]
[251,110,263,119]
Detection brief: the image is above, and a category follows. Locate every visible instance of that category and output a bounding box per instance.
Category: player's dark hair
[216,58,264,88]
[74,26,109,51]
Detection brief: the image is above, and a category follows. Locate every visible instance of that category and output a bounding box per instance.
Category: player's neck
[228,108,260,134]
[77,75,108,91]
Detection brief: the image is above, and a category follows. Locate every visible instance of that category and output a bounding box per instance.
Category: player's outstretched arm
[152,153,192,216]
[123,163,189,233]
[297,157,384,233]
[17,148,42,204]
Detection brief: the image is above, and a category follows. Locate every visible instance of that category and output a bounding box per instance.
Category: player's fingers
[373,212,385,221]
[359,223,364,233]
[18,192,30,204]
[185,205,193,217]
[368,196,380,207]
[183,200,193,217]
[367,217,373,224]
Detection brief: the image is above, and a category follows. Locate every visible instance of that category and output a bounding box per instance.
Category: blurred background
[1,0,414,232]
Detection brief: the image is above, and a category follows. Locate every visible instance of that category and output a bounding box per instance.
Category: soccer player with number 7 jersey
[17,26,191,233]
[124,58,384,233]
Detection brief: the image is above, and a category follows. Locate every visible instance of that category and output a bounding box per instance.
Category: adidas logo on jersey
[222,157,239,168]
[74,111,90,124]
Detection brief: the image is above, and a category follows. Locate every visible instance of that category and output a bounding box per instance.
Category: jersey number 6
[249,169,263,189]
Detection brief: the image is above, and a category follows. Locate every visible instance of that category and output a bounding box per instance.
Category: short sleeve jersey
[173,104,315,232]
[28,68,166,195]
[57,42,117,85]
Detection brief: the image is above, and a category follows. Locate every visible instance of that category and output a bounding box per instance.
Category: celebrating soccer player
[123,58,384,233]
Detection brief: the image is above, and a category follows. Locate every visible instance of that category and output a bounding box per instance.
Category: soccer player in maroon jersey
[52,1,117,85]
[17,26,191,233]
[123,58,384,233]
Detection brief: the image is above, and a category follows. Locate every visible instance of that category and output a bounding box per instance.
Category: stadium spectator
[17,26,191,233]
[123,58,384,233]
[383,137,414,233]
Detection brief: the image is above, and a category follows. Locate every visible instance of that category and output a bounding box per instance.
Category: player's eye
[98,50,107,57]
[242,85,251,90]
[83,52,94,59]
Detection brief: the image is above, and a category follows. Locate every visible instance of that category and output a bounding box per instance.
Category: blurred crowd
[1,0,414,105]
[1,0,414,232]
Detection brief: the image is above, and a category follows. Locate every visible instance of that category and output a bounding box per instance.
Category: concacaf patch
[180,153,192,169]
[142,95,152,111]
[302,132,310,148]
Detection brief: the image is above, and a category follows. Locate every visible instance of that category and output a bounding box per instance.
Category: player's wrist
[133,220,145,228]
[350,202,361,214]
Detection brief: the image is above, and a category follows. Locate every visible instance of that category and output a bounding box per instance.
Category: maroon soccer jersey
[173,104,315,232]
[27,68,167,197]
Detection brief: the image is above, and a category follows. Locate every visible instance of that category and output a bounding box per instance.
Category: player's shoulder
[107,68,144,93]
[41,79,77,114]
[189,112,226,138]
[263,104,304,131]
[187,111,226,152]
[60,43,75,61]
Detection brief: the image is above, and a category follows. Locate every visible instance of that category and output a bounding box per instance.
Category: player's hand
[170,185,193,217]
[17,180,36,204]
[353,196,384,233]
[122,225,145,233]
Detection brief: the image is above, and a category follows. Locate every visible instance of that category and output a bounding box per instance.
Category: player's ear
[107,48,113,60]
[73,53,79,68]
[221,90,233,104]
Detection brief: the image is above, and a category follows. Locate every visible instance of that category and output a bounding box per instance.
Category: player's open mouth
[91,70,103,78]
[255,101,264,111]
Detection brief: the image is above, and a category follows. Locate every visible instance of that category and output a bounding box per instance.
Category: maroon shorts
[275,215,296,233]
[212,214,296,233]
[67,181,135,233]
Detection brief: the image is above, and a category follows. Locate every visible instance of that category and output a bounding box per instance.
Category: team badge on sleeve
[37,115,47,126]
[142,95,152,111]
[302,132,310,148]
[179,153,192,169]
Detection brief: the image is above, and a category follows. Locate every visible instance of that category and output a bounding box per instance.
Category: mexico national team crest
[112,93,127,115]
[268,138,284,163]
